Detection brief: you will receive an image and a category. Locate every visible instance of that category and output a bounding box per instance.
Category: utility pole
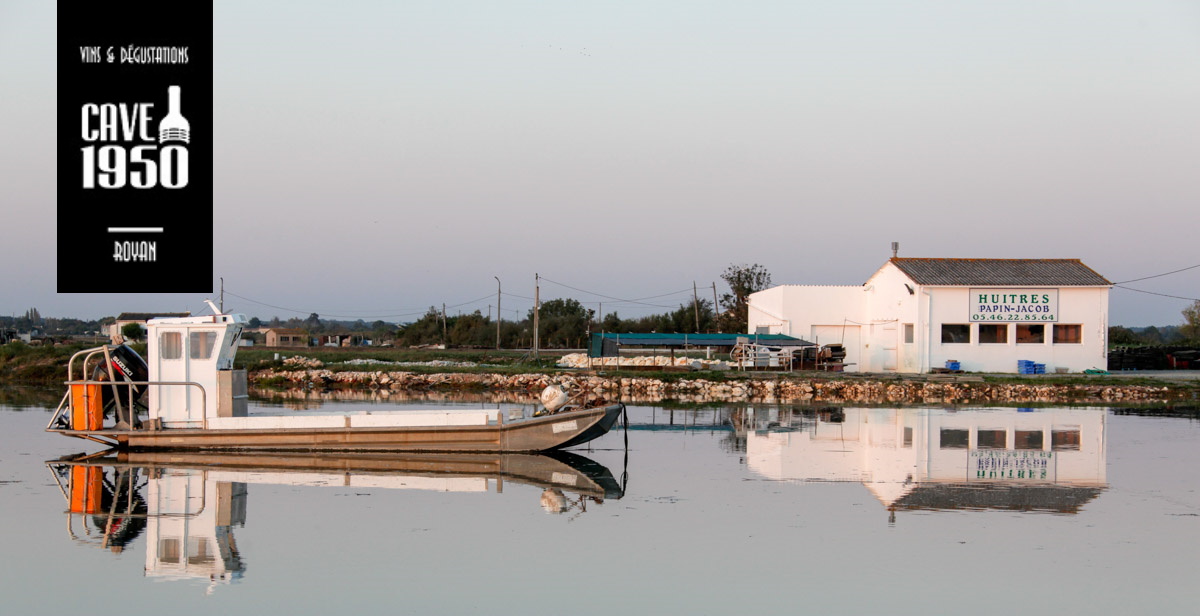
[441,303,447,347]
[219,277,224,313]
[712,282,719,333]
[693,281,700,332]
[494,276,501,350]
[533,273,540,360]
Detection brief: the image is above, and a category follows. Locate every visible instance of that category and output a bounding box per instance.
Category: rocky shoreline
[249,367,1182,405]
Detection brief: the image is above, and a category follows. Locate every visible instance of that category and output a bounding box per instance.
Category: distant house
[264,328,307,347]
[319,334,371,347]
[107,312,191,343]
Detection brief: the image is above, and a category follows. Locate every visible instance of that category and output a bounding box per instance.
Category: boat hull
[52,404,625,453]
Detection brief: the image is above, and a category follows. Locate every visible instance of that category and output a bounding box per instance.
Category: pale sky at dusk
[2,1,1198,325]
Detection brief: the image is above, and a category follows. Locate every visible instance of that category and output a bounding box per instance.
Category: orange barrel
[70,384,103,430]
[69,466,102,514]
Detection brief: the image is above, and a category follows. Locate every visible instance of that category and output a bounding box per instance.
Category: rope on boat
[620,403,629,494]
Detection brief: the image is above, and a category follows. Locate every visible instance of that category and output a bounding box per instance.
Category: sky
[2,1,1198,326]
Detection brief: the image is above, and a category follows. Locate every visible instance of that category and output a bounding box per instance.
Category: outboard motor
[97,344,151,420]
[539,384,569,414]
[109,344,150,401]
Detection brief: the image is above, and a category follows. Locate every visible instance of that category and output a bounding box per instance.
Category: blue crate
[945,360,961,371]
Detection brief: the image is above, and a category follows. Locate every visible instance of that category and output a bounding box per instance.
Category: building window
[979,324,1008,344]
[190,331,217,359]
[1052,428,1081,451]
[1016,324,1045,344]
[941,324,971,343]
[160,332,182,360]
[904,324,914,344]
[1015,430,1044,450]
[1054,324,1082,344]
[976,429,1007,450]
[940,428,969,449]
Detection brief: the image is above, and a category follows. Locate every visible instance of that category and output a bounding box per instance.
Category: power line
[1113,263,1200,285]
[446,293,495,311]
[537,276,692,309]
[224,290,468,320]
[1108,284,1195,301]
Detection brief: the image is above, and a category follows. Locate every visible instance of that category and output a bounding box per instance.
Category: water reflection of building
[743,407,1106,518]
[49,452,622,589]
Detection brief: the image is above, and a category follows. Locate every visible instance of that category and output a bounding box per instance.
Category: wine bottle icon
[158,86,190,144]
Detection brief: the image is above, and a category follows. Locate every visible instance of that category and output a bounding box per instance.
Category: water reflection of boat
[46,450,624,587]
[739,406,1107,520]
[46,303,624,452]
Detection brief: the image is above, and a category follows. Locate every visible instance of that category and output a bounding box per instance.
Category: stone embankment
[250,366,1176,405]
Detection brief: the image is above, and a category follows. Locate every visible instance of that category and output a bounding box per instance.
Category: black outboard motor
[96,344,150,426]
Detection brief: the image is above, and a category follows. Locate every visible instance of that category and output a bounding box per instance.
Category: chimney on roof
[891,242,899,259]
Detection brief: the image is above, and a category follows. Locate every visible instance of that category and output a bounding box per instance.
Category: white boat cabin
[146,311,248,428]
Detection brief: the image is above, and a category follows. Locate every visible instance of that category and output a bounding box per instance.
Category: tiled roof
[889,258,1110,286]
[892,483,1103,513]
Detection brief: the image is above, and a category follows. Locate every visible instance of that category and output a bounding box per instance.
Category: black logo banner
[58,4,212,293]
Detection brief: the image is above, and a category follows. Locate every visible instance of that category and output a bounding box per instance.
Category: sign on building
[970,289,1059,323]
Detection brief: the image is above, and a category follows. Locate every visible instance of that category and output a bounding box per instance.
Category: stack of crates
[1017,360,1046,374]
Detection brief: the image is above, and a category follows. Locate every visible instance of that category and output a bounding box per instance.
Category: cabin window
[1054,324,1082,344]
[158,538,181,563]
[979,324,1008,344]
[941,324,970,343]
[1016,324,1045,344]
[903,324,914,344]
[160,332,182,359]
[188,537,216,564]
[190,331,217,359]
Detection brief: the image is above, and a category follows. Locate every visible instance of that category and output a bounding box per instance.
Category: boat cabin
[146,312,248,428]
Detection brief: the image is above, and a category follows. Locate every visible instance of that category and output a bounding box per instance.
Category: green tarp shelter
[587,332,813,358]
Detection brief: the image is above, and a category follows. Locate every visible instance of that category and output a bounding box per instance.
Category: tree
[1182,301,1200,343]
[1108,326,1139,346]
[718,263,772,333]
[121,322,144,342]
[529,299,589,348]
[248,316,262,328]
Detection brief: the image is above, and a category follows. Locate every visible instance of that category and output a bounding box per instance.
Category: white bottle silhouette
[158,86,190,144]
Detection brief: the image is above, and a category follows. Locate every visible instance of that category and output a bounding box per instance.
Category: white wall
[924,286,1108,373]
[748,285,868,371]
[861,263,922,372]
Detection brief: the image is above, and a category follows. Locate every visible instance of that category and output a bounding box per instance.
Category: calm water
[1,392,1197,615]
